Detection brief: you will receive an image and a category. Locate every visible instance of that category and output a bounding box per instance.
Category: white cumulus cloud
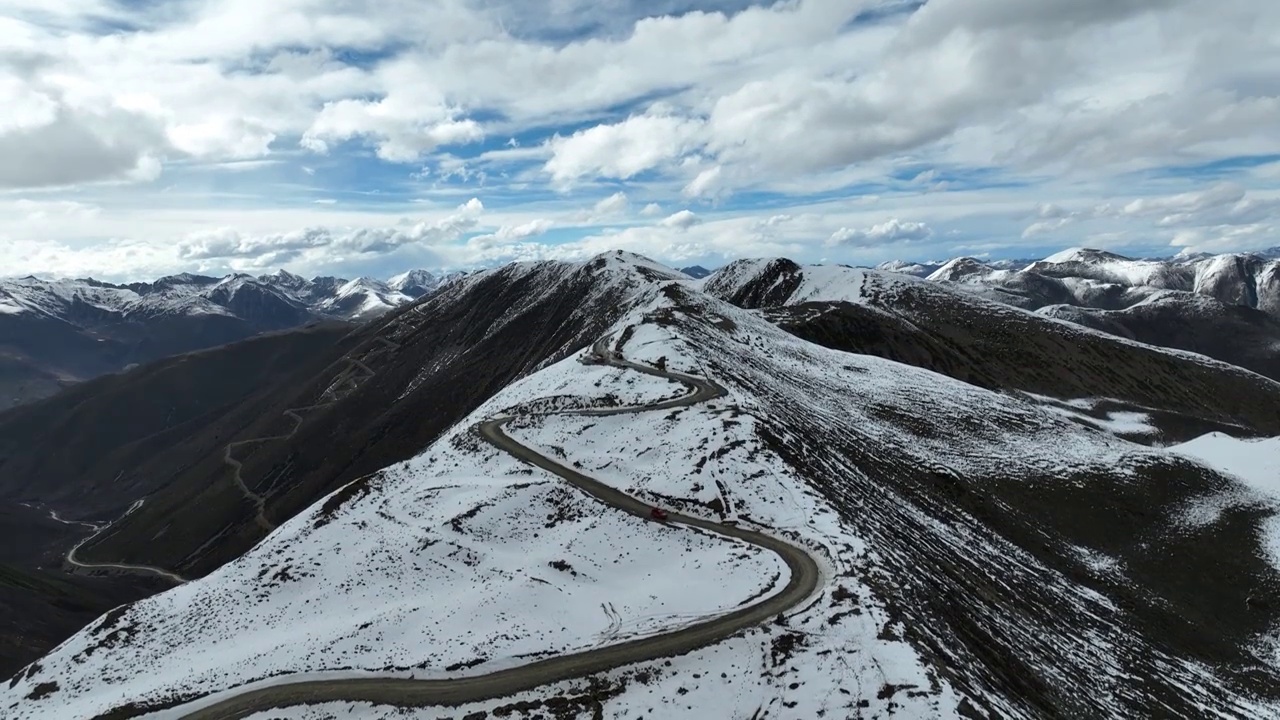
[177,198,484,261]
[543,113,704,187]
[827,218,933,247]
[659,209,701,230]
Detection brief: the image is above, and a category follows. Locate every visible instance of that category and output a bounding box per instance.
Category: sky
[2,0,1279,281]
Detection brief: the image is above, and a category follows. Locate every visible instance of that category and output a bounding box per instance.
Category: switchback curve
[62,500,187,585]
[171,336,822,719]
[59,336,403,579]
[221,336,402,531]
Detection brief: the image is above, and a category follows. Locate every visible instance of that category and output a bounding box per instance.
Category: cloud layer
[2,0,1278,279]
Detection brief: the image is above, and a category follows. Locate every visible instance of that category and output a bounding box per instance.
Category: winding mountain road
[175,336,821,719]
[62,500,188,585]
[62,334,405,579]
[221,336,402,531]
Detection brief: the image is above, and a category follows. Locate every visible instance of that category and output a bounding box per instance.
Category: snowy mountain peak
[1039,247,1132,265]
[387,269,435,286]
[259,269,308,290]
[711,257,802,285]
[307,275,347,293]
[318,276,410,320]
[338,276,390,294]
[152,272,217,288]
[585,249,692,281]
[876,259,942,277]
[209,273,259,291]
[926,257,993,282]
[387,269,439,298]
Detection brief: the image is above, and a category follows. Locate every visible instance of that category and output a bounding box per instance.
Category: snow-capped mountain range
[881,246,1280,316]
[5,245,1275,332]
[4,247,1280,414]
[0,268,452,325]
[5,250,1280,718]
[0,268,460,410]
[882,247,1280,382]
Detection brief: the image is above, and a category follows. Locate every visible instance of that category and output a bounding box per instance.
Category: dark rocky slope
[1039,294,1280,384]
[705,258,1280,440]
[915,250,1280,380]
[75,255,688,578]
[0,322,357,513]
[0,323,355,675]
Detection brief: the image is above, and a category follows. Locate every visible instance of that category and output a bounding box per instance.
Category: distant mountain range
[878,245,1280,282]
[0,268,462,410]
[875,247,1280,382]
[4,246,1278,412]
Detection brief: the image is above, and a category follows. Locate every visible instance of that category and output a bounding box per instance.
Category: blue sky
[1,0,1278,281]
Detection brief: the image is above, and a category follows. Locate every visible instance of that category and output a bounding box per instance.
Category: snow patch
[1170,432,1280,569]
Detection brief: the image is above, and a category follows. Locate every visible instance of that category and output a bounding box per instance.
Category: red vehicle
[649,506,670,521]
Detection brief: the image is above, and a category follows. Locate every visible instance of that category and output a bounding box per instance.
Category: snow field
[233,302,967,719]
[631,284,1280,716]
[506,410,960,718]
[1170,433,1280,573]
[1021,393,1159,438]
[245,628,960,720]
[2,345,782,720]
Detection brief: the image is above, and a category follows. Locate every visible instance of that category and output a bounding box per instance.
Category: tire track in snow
[171,335,822,719]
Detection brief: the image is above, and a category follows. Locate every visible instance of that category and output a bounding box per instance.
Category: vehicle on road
[649,506,670,521]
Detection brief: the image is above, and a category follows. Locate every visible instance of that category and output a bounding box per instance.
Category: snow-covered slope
[316,277,412,320]
[701,257,908,307]
[868,248,1280,382]
[3,361,787,716]
[906,247,1280,319]
[8,267,1280,718]
[1172,432,1280,543]
[386,269,439,298]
